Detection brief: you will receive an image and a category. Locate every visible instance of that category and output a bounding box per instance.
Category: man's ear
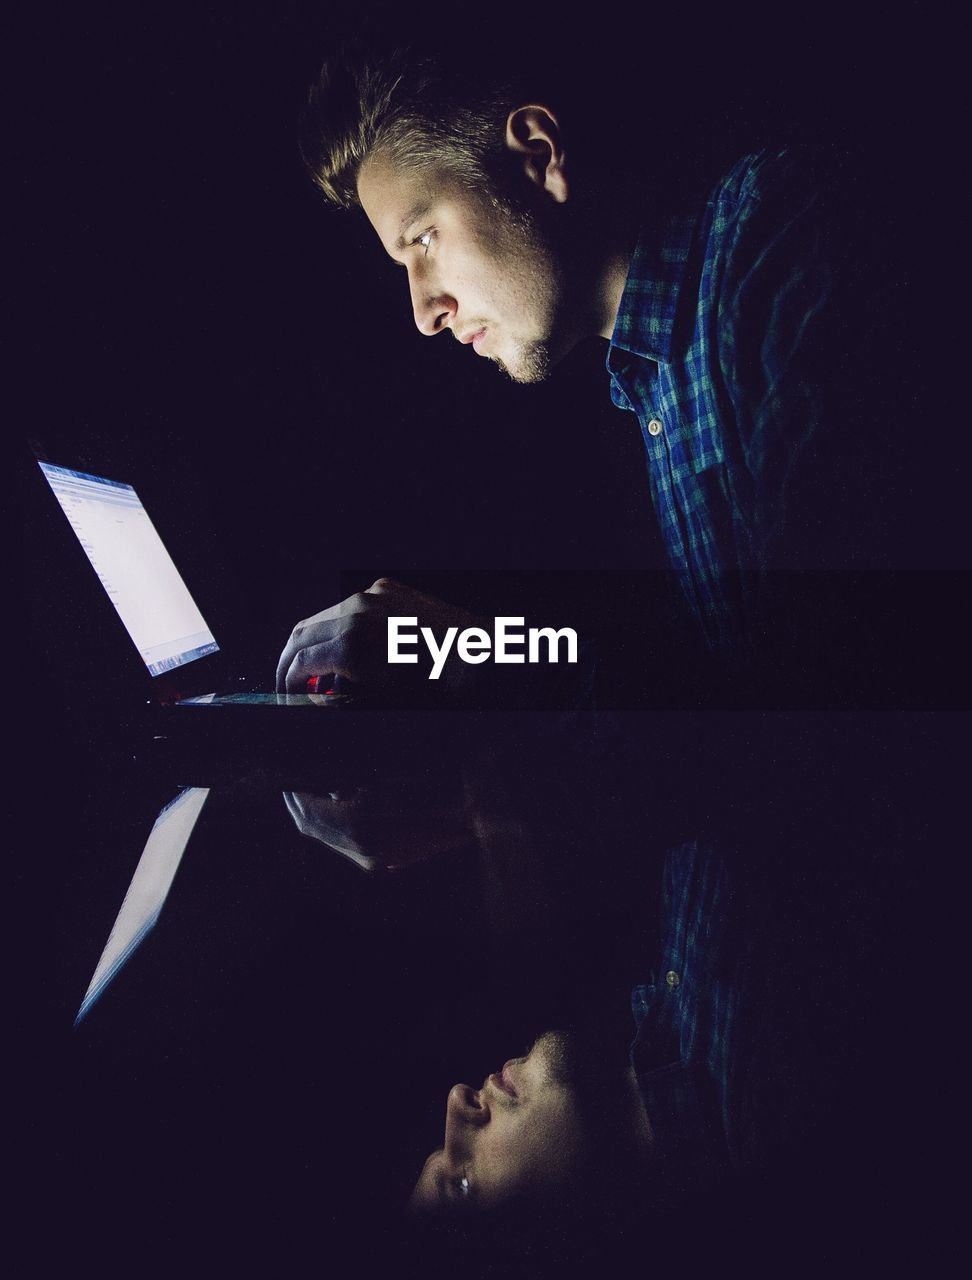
[505,105,568,204]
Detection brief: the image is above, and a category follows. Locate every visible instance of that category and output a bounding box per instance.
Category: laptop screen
[39,462,219,676]
[75,787,210,1024]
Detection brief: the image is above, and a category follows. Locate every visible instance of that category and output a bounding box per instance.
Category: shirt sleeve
[715,145,847,572]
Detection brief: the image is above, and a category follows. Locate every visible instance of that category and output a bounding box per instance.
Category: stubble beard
[490,339,553,385]
[481,184,572,385]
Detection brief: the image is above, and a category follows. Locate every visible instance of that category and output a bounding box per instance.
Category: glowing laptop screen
[39,462,218,676]
[75,787,210,1024]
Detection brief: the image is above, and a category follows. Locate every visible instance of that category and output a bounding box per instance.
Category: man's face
[410,1031,586,1212]
[357,152,576,383]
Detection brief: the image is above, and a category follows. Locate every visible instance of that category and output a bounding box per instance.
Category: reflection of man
[410,1026,656,1215]
[409,839,824,1228]
[282,770,472,873]
[278,39,886,696]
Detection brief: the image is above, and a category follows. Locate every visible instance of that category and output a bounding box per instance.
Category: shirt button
[647,418,663,437]
[665,970,680,989]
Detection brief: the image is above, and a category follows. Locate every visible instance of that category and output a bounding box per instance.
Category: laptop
[32,446,483,776]
[35,454,345,712]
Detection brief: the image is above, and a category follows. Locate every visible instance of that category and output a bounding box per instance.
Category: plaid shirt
[631,835,850,1184]
[608,147,835,651]
[630,841,749,1182]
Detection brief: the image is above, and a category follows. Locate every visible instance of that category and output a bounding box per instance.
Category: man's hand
[282,778,472,873]
[275,577,485,700]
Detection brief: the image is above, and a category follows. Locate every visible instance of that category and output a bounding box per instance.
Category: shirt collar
[607,207,700,372]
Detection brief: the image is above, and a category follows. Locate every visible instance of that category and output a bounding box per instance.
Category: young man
[277,39,897,702]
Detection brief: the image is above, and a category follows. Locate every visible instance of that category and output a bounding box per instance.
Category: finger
[276,616,344,692]
[283,791,326,839]
[276,646,292,693]
[284,640,362,694]
[365,577,401,595]
[282,791,307,833]
[276,595,385,691]
[284,642,334,695]
[366,576,447,613]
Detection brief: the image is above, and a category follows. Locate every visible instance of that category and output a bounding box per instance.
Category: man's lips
[458,327,487,352]
[488,1060,519,1098]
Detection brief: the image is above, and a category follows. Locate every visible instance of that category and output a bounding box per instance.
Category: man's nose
[408,271,456,336]
[444,1083,488,1157]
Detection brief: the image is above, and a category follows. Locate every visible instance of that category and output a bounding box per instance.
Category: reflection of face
[357,153,574,383]
[410,1028,652,1213]
[410,1032,582,1211]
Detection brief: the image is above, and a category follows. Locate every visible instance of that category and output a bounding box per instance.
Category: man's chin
[488,339,554,385]
[491,330,591,384]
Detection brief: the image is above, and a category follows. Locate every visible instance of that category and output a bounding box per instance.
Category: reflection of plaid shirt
[630,840,770,1181]
[608,147,834,650]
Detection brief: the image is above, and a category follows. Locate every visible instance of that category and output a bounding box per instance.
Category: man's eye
[415,230,435,255]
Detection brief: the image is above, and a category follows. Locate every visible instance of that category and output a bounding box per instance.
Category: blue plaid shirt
[630,835,852,1185]
[631,840,776,1183]
[608,147,835,650]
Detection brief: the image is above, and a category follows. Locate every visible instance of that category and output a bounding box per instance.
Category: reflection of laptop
[37,459,326,710]
[75,787,209,1025]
